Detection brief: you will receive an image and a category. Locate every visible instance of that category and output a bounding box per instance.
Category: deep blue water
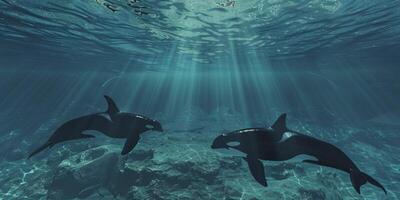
[0,0,400,199]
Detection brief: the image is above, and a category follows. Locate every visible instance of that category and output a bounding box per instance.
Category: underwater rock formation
[0,117,394,199]
[298,187,326,200]
[47,145,119,199]
[39,141,347,199]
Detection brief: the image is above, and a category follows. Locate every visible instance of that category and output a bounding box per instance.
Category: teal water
[0,0,399,199]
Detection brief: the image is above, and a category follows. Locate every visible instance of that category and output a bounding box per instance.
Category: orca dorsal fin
[270,113,288,132]
[104,95,120,115]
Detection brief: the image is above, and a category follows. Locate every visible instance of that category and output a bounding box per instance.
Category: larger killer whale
[211,113,386,194]
[29,95,163,158]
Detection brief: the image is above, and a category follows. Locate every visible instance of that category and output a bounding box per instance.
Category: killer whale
[28,95,163,158]
[211,113,386,194]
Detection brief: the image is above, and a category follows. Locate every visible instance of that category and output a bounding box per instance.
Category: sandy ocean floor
[0,109,397,200]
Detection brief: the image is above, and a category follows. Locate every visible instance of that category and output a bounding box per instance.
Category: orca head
[145,119,163,132]
[211,133,237,149]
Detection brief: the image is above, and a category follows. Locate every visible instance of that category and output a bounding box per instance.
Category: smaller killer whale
[211,114,386,194]
[28,95,163,158]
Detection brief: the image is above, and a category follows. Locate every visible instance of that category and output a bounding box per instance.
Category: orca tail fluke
[28,141,52,159]
[362,172,387,194]
[350,169,387,194]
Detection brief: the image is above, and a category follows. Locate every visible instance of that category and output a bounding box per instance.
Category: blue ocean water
[0,0,399,199]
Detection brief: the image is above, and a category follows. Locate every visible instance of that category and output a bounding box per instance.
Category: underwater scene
[1,0,400,199]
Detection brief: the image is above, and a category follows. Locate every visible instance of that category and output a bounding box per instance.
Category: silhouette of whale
[211,113,386,194]
[28,95,163,158]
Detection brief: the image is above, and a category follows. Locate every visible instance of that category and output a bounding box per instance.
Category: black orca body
[211,114,386,195]
[29,95,163,158]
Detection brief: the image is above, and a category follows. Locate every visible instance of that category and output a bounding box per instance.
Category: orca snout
[211,134,229,149]
[145,120,163,132]
[153,120,163,132]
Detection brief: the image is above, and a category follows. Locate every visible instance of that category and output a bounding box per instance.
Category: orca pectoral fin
[121,134,139,155]
[243,155,267,187]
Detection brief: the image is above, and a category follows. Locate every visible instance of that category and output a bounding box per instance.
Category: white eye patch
[227,141,240,147]
[146,124,154,129]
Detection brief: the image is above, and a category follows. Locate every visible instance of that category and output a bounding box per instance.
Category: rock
[48,145,121,199]
[298,187,326,200]
[268,162,301,180]
[268,163,293,180]
[219,156,242,169]
[126,186,152,200]
[0,160,50,200]
[0,119,391,200]
[5,149,24,162]
[127,149,154,161]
